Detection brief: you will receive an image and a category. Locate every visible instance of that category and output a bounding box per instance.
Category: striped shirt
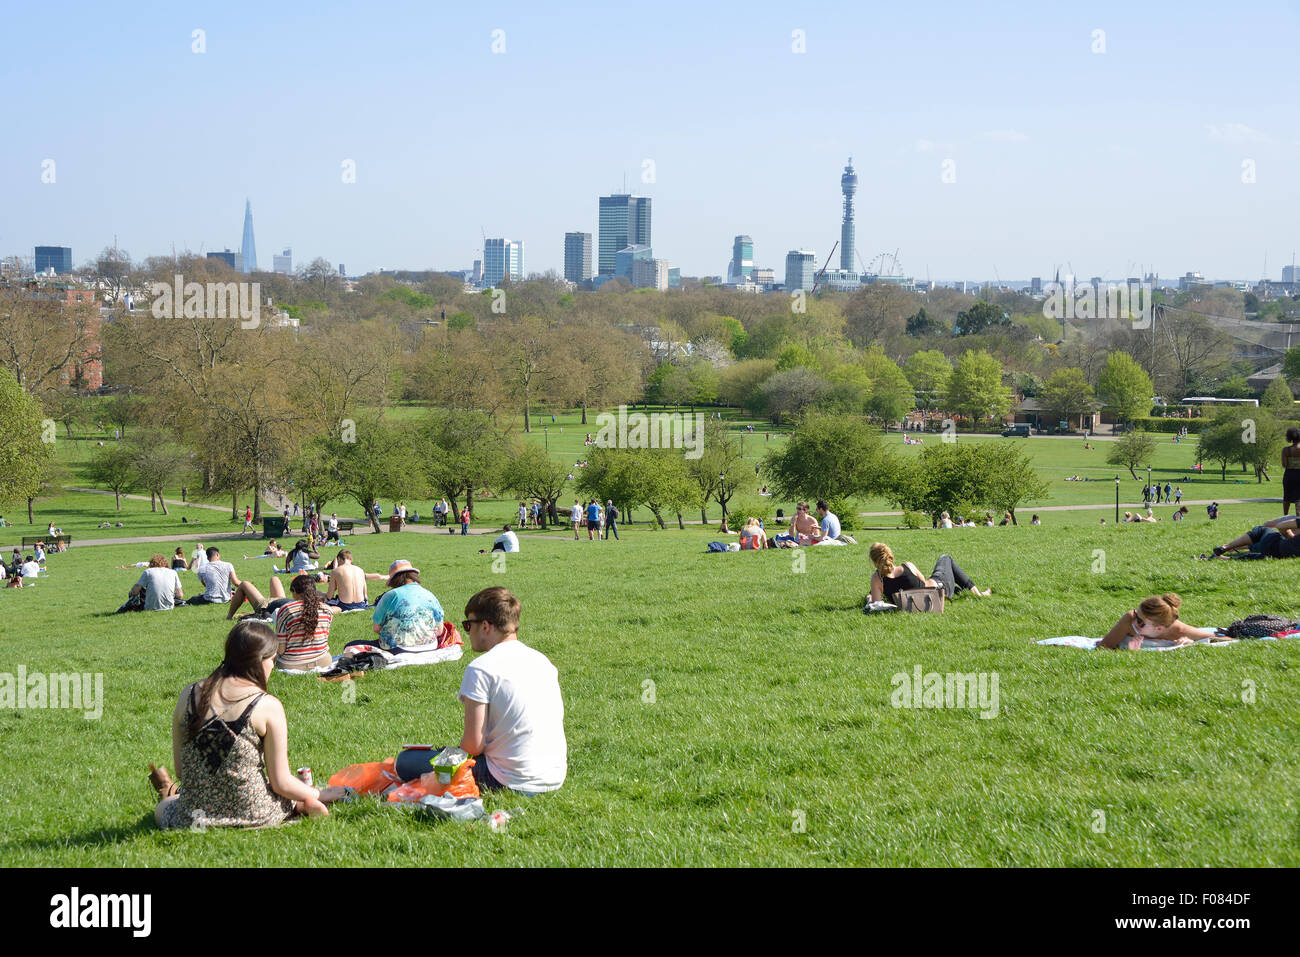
[275,599,334,665]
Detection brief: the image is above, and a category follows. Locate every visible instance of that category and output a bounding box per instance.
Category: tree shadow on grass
[7,814,157,853]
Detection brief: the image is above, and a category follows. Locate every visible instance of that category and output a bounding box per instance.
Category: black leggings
[930,555,976,598]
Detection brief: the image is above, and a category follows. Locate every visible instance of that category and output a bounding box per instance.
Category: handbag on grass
[898,587,945,613]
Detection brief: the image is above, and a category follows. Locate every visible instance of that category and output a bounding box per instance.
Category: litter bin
[388,515,403,533]
[263,516,288,539]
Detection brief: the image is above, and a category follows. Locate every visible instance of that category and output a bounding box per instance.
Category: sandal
[149,763,179,798]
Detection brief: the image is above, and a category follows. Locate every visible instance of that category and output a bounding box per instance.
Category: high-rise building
[34,245,73,274]
[729,235,754,282]
[564,232,593,283]
[785,250,817,292]
[338,264,346,276]
[632,257,669,291]
[1030,277,1042,295]
[273,248,293,275]
[598,194,651,275]
[483,238,524,284]
[472,260,483,283]
[667,267,681,288]
[1284,264,1297,283]
[615,244,652,281]
[752,267,775,288]
[207,249,238,269]
[840,159,858,272]
[240,199,257,273]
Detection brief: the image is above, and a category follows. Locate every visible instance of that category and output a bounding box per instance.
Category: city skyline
[4,1,1299,280]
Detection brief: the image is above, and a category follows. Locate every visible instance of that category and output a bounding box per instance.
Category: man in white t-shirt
[570,500,581,540]
[456,587,566,794]
[491,525,520,553]
[189,547,239,605]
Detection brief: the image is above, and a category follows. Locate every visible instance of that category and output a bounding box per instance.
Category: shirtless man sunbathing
[324,550,385,611]
[773,502,820,546]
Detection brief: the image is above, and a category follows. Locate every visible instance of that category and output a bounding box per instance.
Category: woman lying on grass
[1096,593,1217,650]
[150,621,347,829]
[867,542,991,606]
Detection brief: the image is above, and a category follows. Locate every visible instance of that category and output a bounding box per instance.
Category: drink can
[296,767,313,787]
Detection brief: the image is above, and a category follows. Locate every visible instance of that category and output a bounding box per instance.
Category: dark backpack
[1224,615,1296,639]
[607,505,619,521]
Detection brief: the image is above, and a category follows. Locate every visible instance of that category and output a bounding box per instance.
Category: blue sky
[5,0,1298,281]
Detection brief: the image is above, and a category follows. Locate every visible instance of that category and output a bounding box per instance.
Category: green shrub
[902,510,927,529]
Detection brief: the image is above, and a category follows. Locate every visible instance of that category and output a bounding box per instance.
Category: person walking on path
[604,501,620,540]
[242,505,255,534]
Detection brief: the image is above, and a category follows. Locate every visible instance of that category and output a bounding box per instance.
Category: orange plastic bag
[328,757,400,794]
[386,759,480,802]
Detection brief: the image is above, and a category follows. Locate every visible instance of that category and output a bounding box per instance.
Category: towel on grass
[1038,630,1234,651]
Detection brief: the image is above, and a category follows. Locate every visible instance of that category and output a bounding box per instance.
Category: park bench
[23,535,72,548]
[336,521,355,534]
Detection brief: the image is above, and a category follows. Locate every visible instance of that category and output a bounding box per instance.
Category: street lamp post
[1147,465,1152,505]
[1115,475,1120,523]
[544,427,548,451]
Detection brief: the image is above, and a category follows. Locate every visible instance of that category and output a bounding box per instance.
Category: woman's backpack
[1224,615,1295,639]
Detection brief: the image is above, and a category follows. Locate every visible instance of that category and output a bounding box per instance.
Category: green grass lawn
[2,497,1298,866]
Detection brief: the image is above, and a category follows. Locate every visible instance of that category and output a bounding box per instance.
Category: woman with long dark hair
[867,542,991,606]
[150,621,345,828]
[275,574,334,670]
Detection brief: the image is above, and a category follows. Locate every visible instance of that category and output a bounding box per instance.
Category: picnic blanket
[277,643,464,674]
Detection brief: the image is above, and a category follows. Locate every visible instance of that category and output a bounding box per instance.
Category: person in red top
[274,574,334,670]
[242,505,255,534]
[460,506,471,536]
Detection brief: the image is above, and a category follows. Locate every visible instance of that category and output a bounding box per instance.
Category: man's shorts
[327,598,368,611]
[1247,526,1285,558]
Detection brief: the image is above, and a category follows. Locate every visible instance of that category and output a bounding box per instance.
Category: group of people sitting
[935,511,1041,528]
[149,585,567,829]
[768,501,843,547]
[2,547,45,587]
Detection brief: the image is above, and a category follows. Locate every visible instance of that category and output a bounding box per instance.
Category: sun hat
[387,559,420,586]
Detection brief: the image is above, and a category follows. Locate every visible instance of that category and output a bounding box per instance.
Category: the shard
[240,199,257,273]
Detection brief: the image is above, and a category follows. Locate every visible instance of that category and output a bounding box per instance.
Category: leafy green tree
[903,350,951,409]
[279,442,344,519]
[1106,431,1157,480]
[978,443,1050,523]
[683,421,749,529]
[945,350,1009,423]
[1237,409,1283,482]
[0,368,54,515]
[320,416,423,532]
[890,443,987,523]
[762,413,894,505]
[421,409,509,520]
[717,359,776,414]
[1196,410,1244,480]
[774,343,819,373]
[1261,376,1296,415]
[1040,368,1097,427]
[862,353,915,426]
[502,443,569,529]
[634,448,697,529]
[1284,344,1300,385]
[1096,351,1153,425]
[954,300,1008,336]
[905,307,949,337]
[86,444,138,510]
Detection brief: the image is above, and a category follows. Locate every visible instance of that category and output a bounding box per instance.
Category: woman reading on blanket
[274,574,334,670]
[868,542,991,606]
[149,621,348,829]
[1096,593,1216,650]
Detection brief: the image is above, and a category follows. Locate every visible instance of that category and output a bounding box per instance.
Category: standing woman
[1282,427,1300,515]
[150,621,346,828]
